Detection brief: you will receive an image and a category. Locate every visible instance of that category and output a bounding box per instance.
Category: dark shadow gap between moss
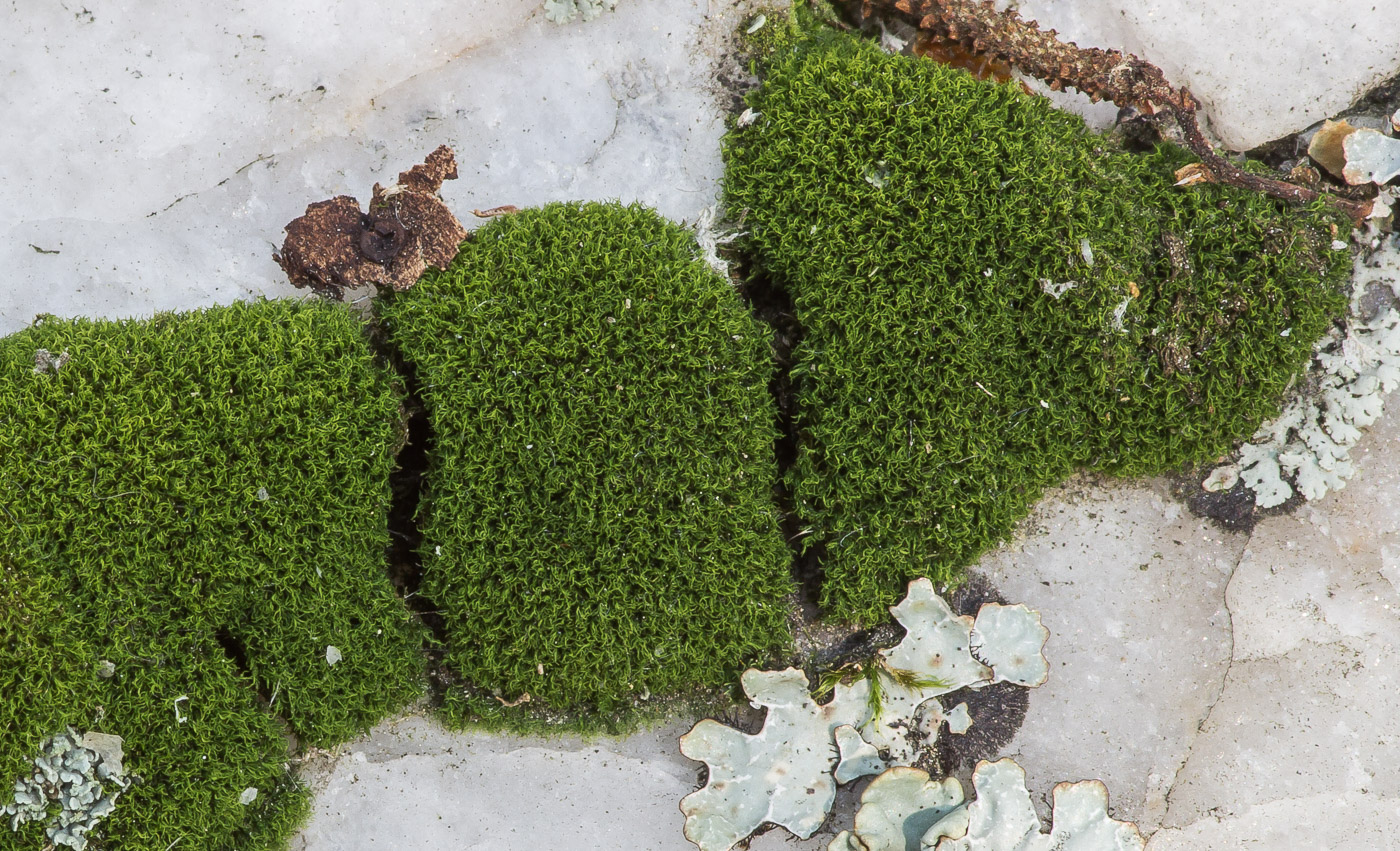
[735,261,829,613]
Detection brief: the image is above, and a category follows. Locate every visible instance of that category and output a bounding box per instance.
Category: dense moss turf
[725,30,1350,623]
[0,302,423,850]
[0,20,1360,842]
[381,202,793,723]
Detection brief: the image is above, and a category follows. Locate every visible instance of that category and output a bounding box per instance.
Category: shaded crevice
[734,263,825,610]
[384,367,434,623]
[214,626,253,676]
[368,309,455,698]
[213,626,281,720]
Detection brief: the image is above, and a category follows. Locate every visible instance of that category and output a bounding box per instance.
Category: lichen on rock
[828,766,966,851]
[678,579,1049,851]
[826,759,1142,851]
[542,0,618,25]
[1233,238,1400,506]
[680,667,871,851]
[936,759,1144,851]
[3,728,129,851]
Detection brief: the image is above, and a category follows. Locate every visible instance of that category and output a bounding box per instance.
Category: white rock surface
[1009,0,1400,151]
[972,413,1400,847]
[293,715,702,850]
[1146,790,1400,851]
[973,480,1242,835]
[1,0,737,337]
[1152,410,1400,840]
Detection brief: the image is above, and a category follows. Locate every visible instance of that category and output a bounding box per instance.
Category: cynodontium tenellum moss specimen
[380,201,792,725]
[0,301,424,851]
[725,27,1350,623]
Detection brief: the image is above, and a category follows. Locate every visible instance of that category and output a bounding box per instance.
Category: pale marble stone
[1010,0,1400,151]
[973,481,1243,834]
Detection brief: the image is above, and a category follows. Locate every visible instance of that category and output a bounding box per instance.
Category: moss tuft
[382,201,793,725]
[725,32,1349,623]
[0,301,422,850]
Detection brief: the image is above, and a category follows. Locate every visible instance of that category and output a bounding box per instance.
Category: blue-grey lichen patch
[1232,237,1400,506]
[542,0,618,24]
[678,579,1050,851]
[833,726,887,785]
[937,759,1144,851]
[968,605,1049,688]
[4,728,129,851]
[828,767,966,851]
[829,760,1144,851]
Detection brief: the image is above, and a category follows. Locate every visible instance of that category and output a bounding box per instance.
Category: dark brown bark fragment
[275,145,470,298]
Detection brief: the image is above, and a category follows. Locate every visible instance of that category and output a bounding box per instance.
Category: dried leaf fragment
[1173,162,1213,186]
[472,205,521,218]
[1307,119,1357,180]
[494,692,532,708]
[275,145,468,298]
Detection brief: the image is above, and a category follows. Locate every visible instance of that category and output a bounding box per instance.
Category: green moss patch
[382,201,792,724]
[1,302,423,850]
[725,31,1349,623]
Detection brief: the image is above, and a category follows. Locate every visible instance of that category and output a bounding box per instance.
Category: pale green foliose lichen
[4,728,129,851]
[678,579,1050,851]
[830,760,1144,851]
[936,759,1144,851]
[969,604,1049,688]
[1342,130,1400,186]
[1234,239,1400,507]
[828,767,966,851]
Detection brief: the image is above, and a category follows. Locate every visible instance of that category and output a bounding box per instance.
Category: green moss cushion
[1,301,422,850]
[382,201,792,721]
[726,32,1349,623]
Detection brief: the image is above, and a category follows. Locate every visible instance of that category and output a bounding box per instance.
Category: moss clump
[725,31,1349,623]
[381,201,792,724]
[0,301,423,850]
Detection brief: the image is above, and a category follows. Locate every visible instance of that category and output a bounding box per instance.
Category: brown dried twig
[859,0,1372,223]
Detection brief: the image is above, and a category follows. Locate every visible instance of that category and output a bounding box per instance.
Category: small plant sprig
[814,658,951,717]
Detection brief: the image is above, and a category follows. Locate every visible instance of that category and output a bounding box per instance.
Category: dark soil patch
[933,573,1032,774]
[1169,463,1305,535]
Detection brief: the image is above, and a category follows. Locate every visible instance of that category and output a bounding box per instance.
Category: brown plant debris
[857,0,1373,223]
[1307,119,1358,181]
[911,30,1017,84]
[472,205,521,218]
[274,145,469,298]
